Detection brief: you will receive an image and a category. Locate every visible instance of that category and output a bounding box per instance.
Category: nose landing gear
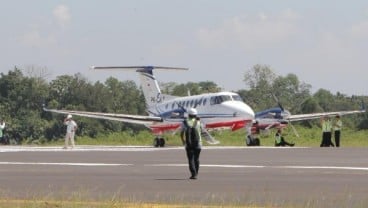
[153,137,165,147]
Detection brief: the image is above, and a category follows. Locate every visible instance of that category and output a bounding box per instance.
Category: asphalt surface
[0,145,368,206]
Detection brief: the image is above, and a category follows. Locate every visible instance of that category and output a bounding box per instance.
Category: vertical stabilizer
[92,65,188,108]
[137,67,163,108]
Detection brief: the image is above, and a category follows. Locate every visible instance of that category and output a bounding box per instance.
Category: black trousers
[275,138,294,146]
[334,130,341,147]
[186,147,201,177]
[321,132,334,147]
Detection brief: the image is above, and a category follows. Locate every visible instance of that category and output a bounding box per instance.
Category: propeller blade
[271,93,284,112]
[289,122,300,138]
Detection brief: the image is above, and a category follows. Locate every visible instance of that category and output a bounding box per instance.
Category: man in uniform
[63,114,77,149]
[320,116,334,147]
[274,129,295,147]
[333,114,342,147]
[180,108,202,179]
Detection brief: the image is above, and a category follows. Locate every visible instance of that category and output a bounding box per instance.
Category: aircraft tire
[159,138,165,147]
[153,138,160,147]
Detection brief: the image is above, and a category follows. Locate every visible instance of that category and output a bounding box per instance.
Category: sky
[1,0,368,96]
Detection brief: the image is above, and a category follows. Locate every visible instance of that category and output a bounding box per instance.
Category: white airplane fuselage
[148,91,255,134]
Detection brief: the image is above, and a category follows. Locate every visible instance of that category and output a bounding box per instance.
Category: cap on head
[67,114,72,119]
[188,108,198,116]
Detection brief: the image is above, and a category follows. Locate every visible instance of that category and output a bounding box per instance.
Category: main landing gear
[153,137,165,147]
[246,135,260,146]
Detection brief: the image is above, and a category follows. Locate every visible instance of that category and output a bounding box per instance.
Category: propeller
[271,93,284,112]
[271,93,300,138]
[289,121,300,138]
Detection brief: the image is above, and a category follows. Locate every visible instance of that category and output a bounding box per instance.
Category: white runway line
[0,146,181,152]
[147,164,368,171]
[147,164,265,168]
[281,165,368,171]
[0,162,132,166]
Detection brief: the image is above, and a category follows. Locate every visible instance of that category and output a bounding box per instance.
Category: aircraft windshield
[210,95,232,105]
[232,95,243,102]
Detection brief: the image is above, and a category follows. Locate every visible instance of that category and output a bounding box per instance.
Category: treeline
[0,65,367,144]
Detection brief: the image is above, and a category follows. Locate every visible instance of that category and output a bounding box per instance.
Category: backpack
[184,119,200,149]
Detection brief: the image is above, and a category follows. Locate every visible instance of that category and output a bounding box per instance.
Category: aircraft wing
[288,109,365,122]
[43,107,163,125]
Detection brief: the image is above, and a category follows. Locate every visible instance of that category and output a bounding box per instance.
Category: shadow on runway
[155,178,188,181]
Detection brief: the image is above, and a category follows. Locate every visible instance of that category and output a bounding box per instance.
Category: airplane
[245,97,366,146]
[43,66,255,147]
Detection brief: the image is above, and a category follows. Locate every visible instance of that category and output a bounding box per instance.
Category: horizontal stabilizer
[91,66,188,71]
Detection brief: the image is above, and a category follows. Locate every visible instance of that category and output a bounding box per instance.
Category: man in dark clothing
[320,116,334,147]
[180,108,202,180]
[333,114,342,147]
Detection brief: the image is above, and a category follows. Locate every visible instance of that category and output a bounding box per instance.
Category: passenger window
[195,98,202,106]
[210,96,215,105]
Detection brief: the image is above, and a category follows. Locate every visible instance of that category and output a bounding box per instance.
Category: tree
[272,73,311,114]
[313,89,335,112]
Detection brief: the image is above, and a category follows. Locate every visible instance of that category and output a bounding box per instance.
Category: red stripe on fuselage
[150,123,181,134]
[150,119,252,134]
[205,120,250,131]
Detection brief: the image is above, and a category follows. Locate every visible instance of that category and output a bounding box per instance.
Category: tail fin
[92,66,188,108]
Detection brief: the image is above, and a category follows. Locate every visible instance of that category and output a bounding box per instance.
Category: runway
[0,145,368,206]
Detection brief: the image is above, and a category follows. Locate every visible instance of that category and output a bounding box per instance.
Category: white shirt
[65,120,77,133]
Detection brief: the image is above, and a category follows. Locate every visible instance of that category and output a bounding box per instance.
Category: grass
[0,199,245,208]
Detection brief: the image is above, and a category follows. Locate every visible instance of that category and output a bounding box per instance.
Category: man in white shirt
[63,114,77,149]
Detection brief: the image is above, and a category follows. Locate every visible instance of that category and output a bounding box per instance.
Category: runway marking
[147,164,368,171]
[0,162,132,167]
[282,166,368,171]
[147,164,265,168]
[1,162,368,171]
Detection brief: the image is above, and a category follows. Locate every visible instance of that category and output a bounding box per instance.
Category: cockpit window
[232,95,243,102]
[221,95,232,102]
[210,95,232,105]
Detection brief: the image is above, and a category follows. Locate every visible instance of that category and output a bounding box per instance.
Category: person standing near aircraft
[274,129,294,147]
[333,114,342,147]
[320,116,334,147]
[0,119,5,144]
[181,108,202,180]
[63,114,77,149]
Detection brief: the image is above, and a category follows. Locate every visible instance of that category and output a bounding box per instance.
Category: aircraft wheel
[153,137,160,147]
[245,136,252,146]
[159,138,165,147]
[254,138,260,146]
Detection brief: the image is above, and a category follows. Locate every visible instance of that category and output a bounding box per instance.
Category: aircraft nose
[242,103,255,119]
[226,101,255,119]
